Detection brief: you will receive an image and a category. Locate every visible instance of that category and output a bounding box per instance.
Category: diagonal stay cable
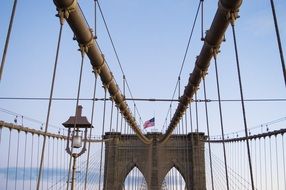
[66,50,86,190]
[96,0,143,125]
[84,73,98,190]
[163,1,202,129]
[269,0,286,87]
[160,0,243,143]
[36,17,64,190]
[0,0,18,80]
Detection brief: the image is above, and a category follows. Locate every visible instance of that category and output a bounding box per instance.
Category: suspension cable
[109,99,114,132]
[116,106,119,132]
[51,137,55,188]
[0,0,18,80]
[94,0,97,38]
[161,0,243,143]
[96,0,143,125]
[14,131,20,190]
[203,78,215,190]
[84,73,98,189]
[55,136,59,190]
[282,134,286,189]
[83,3,98,186]
[230,20,255,189]
[184,111,190,189]
[189,103,193,133]
[22,132,27,189]
[213,55,230,190]
[275,136,280,189]
[46,137,50,190]
[269,137,274,189]
[5,129,11,190]
[98,87,107,190]
[66,48,86,190]
[201,0,204,41]
[264,137,268,189]
[269,0,286,86]
[36,18,64,189]
[254,139,258,188]
[259,137,262,189]
[29,134,34,190]
[163,1,202,127]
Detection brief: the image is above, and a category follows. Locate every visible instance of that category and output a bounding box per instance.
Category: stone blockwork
[103,132,206,190]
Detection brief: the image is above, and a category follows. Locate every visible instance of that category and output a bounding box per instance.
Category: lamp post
[62,105,92,190]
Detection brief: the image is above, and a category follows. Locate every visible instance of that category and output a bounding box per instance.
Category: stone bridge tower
[103,132,206,190]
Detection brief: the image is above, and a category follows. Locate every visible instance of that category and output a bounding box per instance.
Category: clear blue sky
[0,0,285,138]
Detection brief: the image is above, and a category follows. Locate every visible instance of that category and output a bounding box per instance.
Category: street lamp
[62,105,92,190]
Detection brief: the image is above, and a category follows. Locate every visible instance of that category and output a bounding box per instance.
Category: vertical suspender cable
[22,132,28,190]
[37,135,40,185]
[84,73,98,190]
[66,48,86,190]
[123,75,127,134]
[194,92,201,188]
[234,139,238,189]
[213,55,229,190]
[98,88,107,190]
[56,137,59,190]
[184,112,190,189]
[94,0,97,38]
[269,137,274,189]
[0,0,18,80]
[200,0,204,41]
[264,138,268,189]
[105,92,115,189]
[189,104,193,133]
[109,100,114,132]
[29,134,34,190]
[36,20,64,190]
[116,106,119,132]
[255,139,258,188]
[120,75,126,132]
[230,21,255,190]
[195,92,199,132]
[282,134,286,189]
[5,129,12,190]
[51,137,55,188]
[275,136,280,189]
[269,0,286,86]
[14,131,20,190]
[47,137,50,190]
[203,78,215,190]
[259,138,262,190]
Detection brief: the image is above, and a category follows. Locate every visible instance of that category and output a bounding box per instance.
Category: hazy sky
[0,0,285,138]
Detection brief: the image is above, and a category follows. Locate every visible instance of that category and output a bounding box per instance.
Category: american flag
[143,117,155,129]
